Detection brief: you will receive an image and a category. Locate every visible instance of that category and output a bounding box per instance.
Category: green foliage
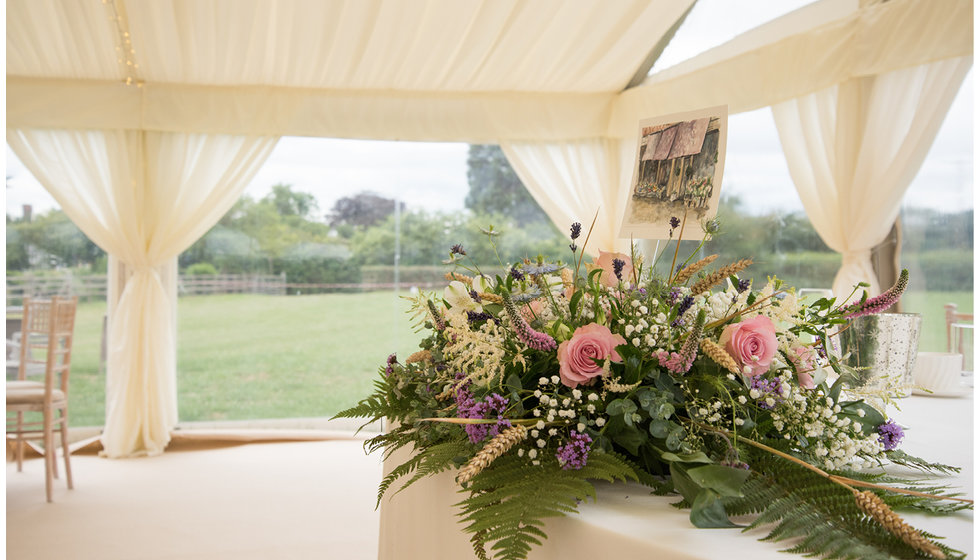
[465,145,550,225]
[457,452,638,560]
[185,262,218,275]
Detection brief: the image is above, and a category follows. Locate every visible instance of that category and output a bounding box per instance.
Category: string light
[103,0,142,87]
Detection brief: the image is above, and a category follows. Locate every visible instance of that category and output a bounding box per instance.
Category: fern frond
[886,449,961,475]
[723,450,964,559]
[455,452,637,560]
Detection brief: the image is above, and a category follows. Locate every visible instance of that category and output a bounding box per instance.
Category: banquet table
[377,391,973,559]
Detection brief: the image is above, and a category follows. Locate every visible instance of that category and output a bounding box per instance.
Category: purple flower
[737,279,750,293]
[556,431,592,470]
[385,353,397,375]
[676,295,694,316]
[450,243,466,256]
[667,287,682,306]
[510,266,525,281]
[669,216,681,229]
[877,420,904,451]
[454,378,512,443]
[469,290,482,303]
[612,258,625,281]
[503,295,557,351]
[570,222,582,240]
[750,376,784,409]
[843,269,909,319]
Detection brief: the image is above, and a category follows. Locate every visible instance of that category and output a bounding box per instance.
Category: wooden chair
[6,296,78,502]
[945,303,974,354]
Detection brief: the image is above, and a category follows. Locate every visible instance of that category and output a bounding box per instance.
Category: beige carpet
[7,434,383,560]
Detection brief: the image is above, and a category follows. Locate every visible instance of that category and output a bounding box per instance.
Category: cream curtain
[501,139,635,256]
[6,129,278,457]
[771,57,971,298]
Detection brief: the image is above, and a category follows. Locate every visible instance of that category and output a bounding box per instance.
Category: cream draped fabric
[771,57,971,297]
[6,129,278,457]
[501,139,635,256]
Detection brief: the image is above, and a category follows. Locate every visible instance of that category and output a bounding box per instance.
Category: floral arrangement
[337,217,970,560]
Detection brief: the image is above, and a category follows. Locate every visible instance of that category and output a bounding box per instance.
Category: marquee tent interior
[5,0,973,459]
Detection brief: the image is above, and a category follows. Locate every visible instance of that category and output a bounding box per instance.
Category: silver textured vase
[838,312,922,395]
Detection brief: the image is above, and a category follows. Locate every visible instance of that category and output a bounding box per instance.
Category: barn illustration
[634,116,720,210]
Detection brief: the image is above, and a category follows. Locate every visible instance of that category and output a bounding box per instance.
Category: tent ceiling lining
[6,0,972,142]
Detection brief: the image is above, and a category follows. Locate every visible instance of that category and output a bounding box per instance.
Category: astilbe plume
[502,295,557,351]
[842,269,909,319]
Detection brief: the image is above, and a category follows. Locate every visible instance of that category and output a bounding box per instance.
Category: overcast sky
[5,0,973,220]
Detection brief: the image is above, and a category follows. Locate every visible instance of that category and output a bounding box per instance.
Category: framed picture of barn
[619,105,728,240]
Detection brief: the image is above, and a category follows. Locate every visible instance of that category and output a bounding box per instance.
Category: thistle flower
[842,269,909,319]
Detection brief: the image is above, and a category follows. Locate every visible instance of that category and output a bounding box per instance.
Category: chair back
[944,303,973,354]
[18,297,77,395]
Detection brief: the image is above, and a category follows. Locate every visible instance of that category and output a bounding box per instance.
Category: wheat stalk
[700,339,740,373]
[689,259,753,295]
[457,425,529,485]
[405,350,432,364]
[673,254,718,286]
[854,490,946,559]
[446,271,473,285]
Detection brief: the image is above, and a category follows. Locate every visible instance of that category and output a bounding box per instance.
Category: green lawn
[64,289,973,427]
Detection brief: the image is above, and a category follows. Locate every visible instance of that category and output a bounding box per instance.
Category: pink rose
[558,323,626,388]
[592,250,633,288]
[718,315,777,377]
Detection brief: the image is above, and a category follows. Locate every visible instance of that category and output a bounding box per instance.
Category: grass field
[63,290,973,427]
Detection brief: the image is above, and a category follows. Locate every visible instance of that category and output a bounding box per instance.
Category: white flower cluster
[702,282,750,325]
[616,297,667,352]
[768,374,883,469]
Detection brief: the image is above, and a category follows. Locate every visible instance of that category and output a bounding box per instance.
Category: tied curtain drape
[6,129,278,458]
[771,57,972,298]
[501,138,635,256]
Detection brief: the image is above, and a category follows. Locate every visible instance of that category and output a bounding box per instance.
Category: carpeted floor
[6,434,382,560]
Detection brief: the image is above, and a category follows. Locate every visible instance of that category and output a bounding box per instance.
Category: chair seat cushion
[6,386,66,406]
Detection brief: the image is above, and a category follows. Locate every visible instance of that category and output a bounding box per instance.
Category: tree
[328,192,405,230]
[465,145,550,224]
[265,183,318,218]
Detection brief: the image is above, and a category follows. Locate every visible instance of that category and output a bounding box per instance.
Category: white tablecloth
[378,392,973,559]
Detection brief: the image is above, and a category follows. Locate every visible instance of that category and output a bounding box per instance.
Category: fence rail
[5,272,446,306]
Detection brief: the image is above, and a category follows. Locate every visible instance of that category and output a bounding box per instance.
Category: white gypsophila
[766,371,884,469]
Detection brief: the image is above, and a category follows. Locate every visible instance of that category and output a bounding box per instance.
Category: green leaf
[611,424,646,455]
[686,464,751,498]
[668,462,701,504]
[690,489,739,528]
[649,419,670,438]
[659,449,712,464]
[605,398,637,418]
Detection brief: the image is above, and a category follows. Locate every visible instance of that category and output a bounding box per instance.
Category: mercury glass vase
[838,312,922,397]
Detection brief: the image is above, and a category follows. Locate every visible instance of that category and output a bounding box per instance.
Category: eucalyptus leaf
[686,464,751,498]
[690,489,740,528]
